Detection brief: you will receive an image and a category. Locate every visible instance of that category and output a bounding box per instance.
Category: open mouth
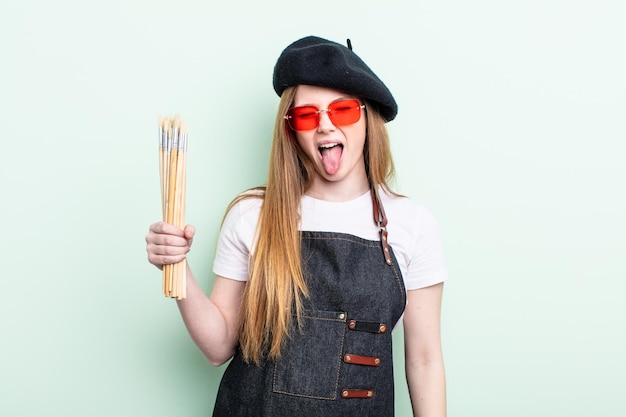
[318,142,343,153]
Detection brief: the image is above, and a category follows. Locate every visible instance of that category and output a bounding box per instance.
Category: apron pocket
[272,310,347,400]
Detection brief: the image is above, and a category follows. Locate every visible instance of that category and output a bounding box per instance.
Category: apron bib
[213,229,406,417]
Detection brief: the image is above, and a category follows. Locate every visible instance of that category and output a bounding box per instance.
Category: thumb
[184,224,196,242]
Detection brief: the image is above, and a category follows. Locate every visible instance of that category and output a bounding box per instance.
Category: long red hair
[227,87,398,364]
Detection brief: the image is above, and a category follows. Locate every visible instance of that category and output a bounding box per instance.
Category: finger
[183,224,196,240]
[147,251,188,268]
[145,222,192,269]
[147,240,189,263]
[149,221,185,236]
[147,238,191,255]
[148,233,190,248]
[146,223,190,247]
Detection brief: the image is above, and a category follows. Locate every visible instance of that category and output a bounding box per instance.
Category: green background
[1,1,624,416]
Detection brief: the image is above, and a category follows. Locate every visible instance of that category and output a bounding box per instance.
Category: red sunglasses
[285,99,365,131]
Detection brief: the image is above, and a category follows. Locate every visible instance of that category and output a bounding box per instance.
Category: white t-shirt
[213,189,448,291]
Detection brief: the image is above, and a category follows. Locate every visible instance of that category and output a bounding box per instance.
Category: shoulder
[213,189,264,281]
[379,189,445,261]
[380,189,448,290]
[223,188,264,224]
[379,189,437,229]
[218,189,264,245]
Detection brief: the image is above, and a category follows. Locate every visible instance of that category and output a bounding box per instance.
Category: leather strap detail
[371,188,392,265]
[371,188,388,228]
[348,319,388,334]
[343,354,381,367]
[341,389,375,399]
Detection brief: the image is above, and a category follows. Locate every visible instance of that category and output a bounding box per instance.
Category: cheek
[351,114,367,137]
[294,131,315,154]
[293,132,305,148]
[345,122,367,146]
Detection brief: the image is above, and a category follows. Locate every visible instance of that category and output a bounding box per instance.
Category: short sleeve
[404,206,449,290]
[212,197,262,281]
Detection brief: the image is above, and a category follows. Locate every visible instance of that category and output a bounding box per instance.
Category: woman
[146,35,448,416]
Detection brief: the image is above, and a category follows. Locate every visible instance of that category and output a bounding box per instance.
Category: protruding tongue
[320,145,342,175]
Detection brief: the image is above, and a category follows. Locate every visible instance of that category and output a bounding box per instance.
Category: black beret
[273,36,398,122]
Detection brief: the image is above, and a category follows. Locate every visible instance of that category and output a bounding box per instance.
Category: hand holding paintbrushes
[158,115,188,299]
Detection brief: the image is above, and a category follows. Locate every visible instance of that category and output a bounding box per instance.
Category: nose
[317,109,335,133]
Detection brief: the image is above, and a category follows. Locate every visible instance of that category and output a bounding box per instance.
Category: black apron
[213,195,406,416]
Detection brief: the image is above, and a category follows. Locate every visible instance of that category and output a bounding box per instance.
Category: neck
[305,176,370,202]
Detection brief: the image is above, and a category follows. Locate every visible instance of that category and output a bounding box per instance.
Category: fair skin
[405,283,447,417]
[145,85,445,416]
[145,222,244,367]
[291,85,369,201]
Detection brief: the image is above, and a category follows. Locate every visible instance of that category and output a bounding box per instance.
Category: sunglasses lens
[286,99,363,131]
[287,106,319,131]
[328,99,362,126]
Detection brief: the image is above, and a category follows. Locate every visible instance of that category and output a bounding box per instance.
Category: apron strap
[371,188,393,266]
